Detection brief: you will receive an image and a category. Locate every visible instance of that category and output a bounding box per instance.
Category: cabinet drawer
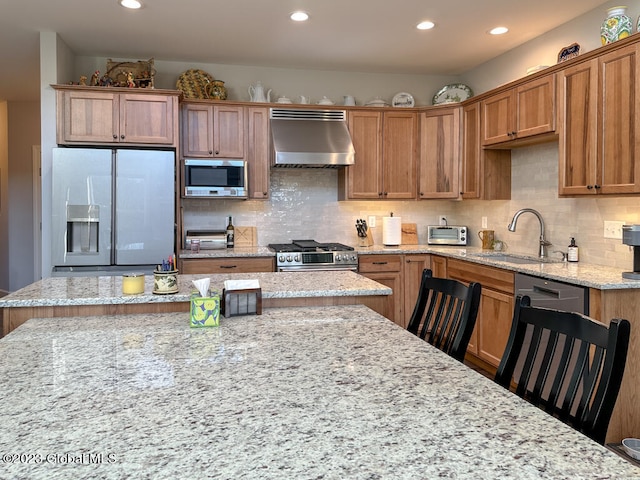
[181,257,274,274]
[358,255,402,273]
[447,258,514,294]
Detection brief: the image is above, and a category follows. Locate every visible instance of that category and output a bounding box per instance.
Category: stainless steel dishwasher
[514,272,588,315]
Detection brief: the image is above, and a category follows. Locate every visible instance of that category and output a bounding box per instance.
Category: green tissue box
[190,291,220,327]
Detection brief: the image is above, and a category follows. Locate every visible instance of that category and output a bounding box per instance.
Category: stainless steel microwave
[183,159,248,198]
[427,225,467,246]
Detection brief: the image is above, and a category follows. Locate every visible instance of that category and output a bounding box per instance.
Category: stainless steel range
[268,240,358,272]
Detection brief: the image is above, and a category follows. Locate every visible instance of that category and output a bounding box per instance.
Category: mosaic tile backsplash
[182,143,639,269]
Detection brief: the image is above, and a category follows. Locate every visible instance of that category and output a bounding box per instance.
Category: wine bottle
[226,216,235,248]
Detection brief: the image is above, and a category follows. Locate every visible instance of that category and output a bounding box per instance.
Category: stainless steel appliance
[52,148,175,272]
[427,225,467,246]
[183,159,248,198]
[268,240,358,271]
[515,273,588,314]
[185,230,226,250]
[622,224,640,279]
[270,109,355,168]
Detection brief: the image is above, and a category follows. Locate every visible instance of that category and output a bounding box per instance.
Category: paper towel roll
[382,216,402,246]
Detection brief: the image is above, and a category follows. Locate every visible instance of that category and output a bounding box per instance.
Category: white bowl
[622,438,640,460]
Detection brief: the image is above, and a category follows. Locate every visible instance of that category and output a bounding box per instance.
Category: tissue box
[190,291,220,327]
[222,288,262,317]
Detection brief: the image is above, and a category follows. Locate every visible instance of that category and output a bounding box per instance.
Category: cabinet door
[557,59,599,195]
[598,44,640,194]
[516,75,555,139]
[247,107,270,199]
[418,108,460,199]
[58,89,118,144]
[214,106,245,158]
[383,111,417,199]
[361,272,403,326]
[403,255,431,329]
[345,110,383,199]
[120,93,176,145]
[430,255,447,278]
[461,102,481,199]
[481,90,515,145]
[477,288,514,368]
[182,103,215,157]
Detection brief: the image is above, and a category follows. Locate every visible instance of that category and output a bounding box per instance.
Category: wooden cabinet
[339,110,417,199]
[558,43,640,195]
[181,102,245,158]
[418,107,461,199]
[430,255,447,278]
[55,86,178,146]
[402,255,431,328]
[246,107,270,199]
[461,102,511,200]
[447,259,514,371]
[180,257,274,274]
[358,255,403,325]
[481,74,556,146]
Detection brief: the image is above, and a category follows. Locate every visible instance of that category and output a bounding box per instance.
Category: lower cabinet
[447,258,514,371]
[402,255,431,328]
[180,257,274,274]
[358,255,404,326]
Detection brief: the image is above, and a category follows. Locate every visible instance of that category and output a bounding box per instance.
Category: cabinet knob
[587,185,594,189]
[214,150,219,155]
[208,150,213,155]
[594,184,601,189]
[120,134,125,140]
[113,134,118,139]
[263,191,268,196]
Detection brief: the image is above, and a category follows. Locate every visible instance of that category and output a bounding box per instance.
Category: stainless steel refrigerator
[52,148,175,272]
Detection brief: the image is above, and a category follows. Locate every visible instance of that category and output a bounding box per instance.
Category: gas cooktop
[268,240,355,253]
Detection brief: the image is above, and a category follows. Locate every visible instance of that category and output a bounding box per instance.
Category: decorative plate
[176,69,214,99]
[432,84,473,105]
[392,92,415,108]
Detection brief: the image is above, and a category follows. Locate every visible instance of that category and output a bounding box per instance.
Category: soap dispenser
[568,237,579,262]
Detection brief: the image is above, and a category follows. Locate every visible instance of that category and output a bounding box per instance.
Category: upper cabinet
[55,86,179,147]
[340,109,417,200]
[558,43,640,195]
[418,107,461,199]
[181,102,245,158]
[246,106,271,199]
[481,74,556,146]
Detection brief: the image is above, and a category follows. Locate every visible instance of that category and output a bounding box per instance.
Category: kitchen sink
[468,253,561,265]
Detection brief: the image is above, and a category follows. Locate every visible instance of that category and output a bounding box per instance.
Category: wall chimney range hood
[270,108,355,168]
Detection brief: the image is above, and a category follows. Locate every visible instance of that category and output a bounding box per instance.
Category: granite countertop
[0,305,637,479]
[179,246,274,259]
[356,244,640,290]
[0,271,391,309]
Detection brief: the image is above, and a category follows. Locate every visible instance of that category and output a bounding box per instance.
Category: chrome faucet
[507,208,552,258]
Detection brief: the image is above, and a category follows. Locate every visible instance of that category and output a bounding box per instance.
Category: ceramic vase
[601,6,632,45]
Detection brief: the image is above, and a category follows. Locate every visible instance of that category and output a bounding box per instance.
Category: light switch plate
[604,220,625,239]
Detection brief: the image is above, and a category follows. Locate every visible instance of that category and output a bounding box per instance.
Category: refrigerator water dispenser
[66,205,100,254]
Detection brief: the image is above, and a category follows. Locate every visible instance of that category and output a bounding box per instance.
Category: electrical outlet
[368,215,376,228]
[439,215,447,226]
[604,220,625,239]
[481,216,488,229]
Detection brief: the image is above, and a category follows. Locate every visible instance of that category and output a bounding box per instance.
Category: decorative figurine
[126,71,135,88]
[79,75,87,86]
[99,74,113,87]
[90,70,100,86]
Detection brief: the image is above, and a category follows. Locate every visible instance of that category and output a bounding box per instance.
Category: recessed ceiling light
[489,26,509,35]
[290,11,309,22]
[120,0,141,9]
[417,21,435,30]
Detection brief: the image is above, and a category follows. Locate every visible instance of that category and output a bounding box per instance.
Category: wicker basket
[176,69,214,99]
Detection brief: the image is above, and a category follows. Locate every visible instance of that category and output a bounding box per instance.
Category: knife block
[358,227,374,247]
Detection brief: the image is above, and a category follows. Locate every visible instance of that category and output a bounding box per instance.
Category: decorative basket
[176,69,214,99]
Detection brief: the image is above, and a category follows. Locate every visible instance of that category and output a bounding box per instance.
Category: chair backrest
[495,295,630,444]
[406,269,481,362]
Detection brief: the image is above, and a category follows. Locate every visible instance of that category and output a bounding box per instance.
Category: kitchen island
[0,305,638,479]
[0,271,391,336]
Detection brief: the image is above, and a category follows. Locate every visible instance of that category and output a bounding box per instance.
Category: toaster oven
[427,225,467,246]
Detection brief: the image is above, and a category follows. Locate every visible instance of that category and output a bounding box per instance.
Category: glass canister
[601,6,632,45]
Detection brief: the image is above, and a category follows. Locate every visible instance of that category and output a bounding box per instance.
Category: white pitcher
[248,81,272,102]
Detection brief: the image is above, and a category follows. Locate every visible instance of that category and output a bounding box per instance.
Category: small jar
[122,273,145,295]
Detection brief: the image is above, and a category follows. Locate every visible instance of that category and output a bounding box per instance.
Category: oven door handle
[278,266,358,272]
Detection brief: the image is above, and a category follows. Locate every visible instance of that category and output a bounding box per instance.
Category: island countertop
[0,305,637,479]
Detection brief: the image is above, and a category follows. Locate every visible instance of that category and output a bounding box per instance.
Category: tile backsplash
[183,142,638,270]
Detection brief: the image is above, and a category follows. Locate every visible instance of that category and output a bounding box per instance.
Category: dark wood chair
[406,269,481,362]
[495,295,630,445]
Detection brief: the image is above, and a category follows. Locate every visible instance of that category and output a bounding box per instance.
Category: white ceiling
[0,0,610,102]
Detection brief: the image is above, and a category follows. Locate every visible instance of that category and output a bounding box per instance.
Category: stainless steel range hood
[270,108,355,168]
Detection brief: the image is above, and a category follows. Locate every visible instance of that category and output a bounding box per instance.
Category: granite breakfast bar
[0,305,638,479]
[0,271,391,336]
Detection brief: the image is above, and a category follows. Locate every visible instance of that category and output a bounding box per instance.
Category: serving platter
[432,84,473,105]
[392,92,415,107]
